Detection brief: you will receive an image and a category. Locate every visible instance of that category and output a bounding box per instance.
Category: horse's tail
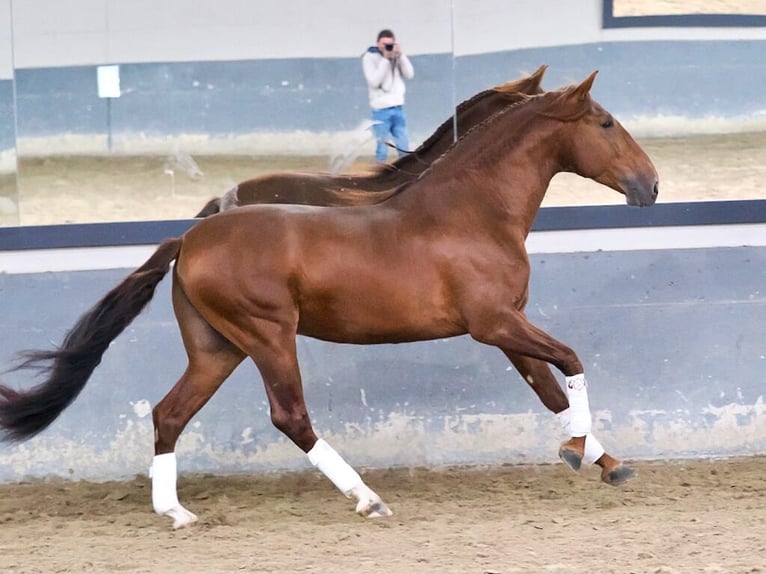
[0,237,183,442]
[195,197,221,218]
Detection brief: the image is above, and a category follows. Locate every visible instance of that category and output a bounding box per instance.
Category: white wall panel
[0,0,13,78]
[12,0,454,68]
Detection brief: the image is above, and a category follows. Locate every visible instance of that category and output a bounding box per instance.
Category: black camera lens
[384,43,394,51]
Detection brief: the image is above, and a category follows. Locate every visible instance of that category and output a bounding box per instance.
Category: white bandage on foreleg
[150,453,180,514]
[583,434,605,465]
[565,373,592,436]
[556,408,572,435]
[307,438,363,495]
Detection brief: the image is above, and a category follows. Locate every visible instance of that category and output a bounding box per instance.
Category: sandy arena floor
[0,457,764,573]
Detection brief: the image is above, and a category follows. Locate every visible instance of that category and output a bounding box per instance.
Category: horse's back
[177,205,465,344]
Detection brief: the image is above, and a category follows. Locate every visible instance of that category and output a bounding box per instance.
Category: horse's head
[548,72,659,207]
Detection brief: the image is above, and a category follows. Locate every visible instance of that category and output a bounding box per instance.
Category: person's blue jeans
[372,105,410,163]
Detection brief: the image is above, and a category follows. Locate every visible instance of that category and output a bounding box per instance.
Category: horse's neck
[353,164,415,190]
[395,117,563,236]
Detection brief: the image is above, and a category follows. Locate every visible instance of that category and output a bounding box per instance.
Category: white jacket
[362,47,415,110]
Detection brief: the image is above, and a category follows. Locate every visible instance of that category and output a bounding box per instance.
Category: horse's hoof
[558,446,583,472]
[164,505,199,529]
[601,465,637,486]
[356,499,393,518]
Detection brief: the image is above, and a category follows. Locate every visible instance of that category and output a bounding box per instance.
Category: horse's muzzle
[626,178,659,207]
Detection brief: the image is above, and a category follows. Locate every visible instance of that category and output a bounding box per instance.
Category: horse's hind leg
[245,331,392,518]
[150,280,246,529]
[503,352,633,485]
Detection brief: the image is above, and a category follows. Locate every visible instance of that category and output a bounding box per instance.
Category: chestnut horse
[0,72,658,529]
[194,65,548,216]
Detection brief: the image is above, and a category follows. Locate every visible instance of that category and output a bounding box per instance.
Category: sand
[0,457,764,573]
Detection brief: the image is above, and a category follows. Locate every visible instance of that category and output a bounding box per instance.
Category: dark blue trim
[532,200,766,231]
[603,0,766,28]
[0,219,195,251]
[1,200,764,252]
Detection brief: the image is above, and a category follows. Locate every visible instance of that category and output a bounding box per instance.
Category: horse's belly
[296,287,462,344]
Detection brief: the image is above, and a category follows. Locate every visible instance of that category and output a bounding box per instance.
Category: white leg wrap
[565,373,592,436]
[150,453,180,514]
[556,408,572,435]
[583,434,605,465]
[308,439,392,517]
[307,438,363,495]
[150,452,198,529]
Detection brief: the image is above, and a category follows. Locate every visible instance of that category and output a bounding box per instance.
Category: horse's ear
[531,64,548,90]
[572,70,598,101]
[532,64,548,81]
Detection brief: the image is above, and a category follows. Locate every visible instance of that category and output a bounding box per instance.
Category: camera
[384,43,395,51]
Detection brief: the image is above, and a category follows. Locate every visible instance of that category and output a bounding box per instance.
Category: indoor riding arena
[1,1,765,572]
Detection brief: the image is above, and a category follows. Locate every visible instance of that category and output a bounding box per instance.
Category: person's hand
[391,43,402,57]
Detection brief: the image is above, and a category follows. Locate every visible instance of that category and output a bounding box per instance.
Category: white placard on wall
[97,65,121,98]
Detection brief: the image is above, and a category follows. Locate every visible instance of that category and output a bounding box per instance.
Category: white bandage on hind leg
[150,452,180,514]
[307,438,363,495]
[565,373,592,436]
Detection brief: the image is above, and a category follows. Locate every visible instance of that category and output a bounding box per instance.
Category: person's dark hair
[377,29,395,41]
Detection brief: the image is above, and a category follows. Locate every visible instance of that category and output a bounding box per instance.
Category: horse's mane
[418,83,591,179]
[375,66,547,175]
[355,74,579,204]
[382,96,530,196]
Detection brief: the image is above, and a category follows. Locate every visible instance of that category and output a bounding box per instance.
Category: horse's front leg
[504,352,634,485]
[469,308,635,485]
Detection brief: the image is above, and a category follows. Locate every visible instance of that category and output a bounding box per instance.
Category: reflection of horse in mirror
[194,65,548,216]
[0,72,659,529]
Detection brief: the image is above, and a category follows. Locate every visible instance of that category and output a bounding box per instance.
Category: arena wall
[1,203,765,482]
[0,1,764,482]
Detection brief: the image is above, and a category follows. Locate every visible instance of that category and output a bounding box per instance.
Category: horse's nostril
[652,182,659,197]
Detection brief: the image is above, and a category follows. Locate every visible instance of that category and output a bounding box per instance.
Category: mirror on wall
[0,0,17,227]
[5,1,766,227]
[9,0,457,226]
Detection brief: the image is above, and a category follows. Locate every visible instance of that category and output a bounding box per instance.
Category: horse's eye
[601,118,614,129]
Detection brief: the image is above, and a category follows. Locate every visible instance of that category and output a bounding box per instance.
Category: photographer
[362,29,415,163]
